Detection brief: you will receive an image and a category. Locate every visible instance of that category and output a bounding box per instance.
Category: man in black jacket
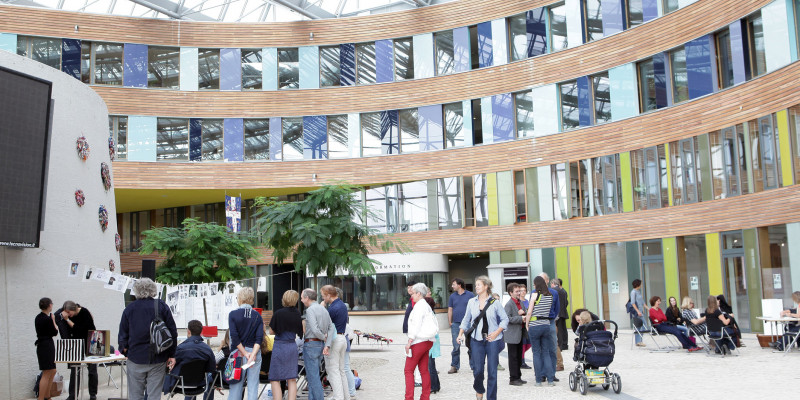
[56,301,98,400]
[162,320,216,399]
[553,279,570,351]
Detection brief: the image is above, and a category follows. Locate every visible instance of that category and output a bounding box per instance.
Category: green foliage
[139,218,259,284]
[252,183,409,280]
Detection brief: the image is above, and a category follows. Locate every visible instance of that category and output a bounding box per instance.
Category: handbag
[223,349,244,384]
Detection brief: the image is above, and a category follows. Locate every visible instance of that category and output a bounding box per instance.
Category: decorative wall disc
[76,136,90,161]
[115,233,122,252]
[100,162,112,191]
[74,189,85,207]
[98,205,109,232]
[108,137,116,161]
[108,259,116,272]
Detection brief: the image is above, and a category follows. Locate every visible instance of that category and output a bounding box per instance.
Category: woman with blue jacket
[227,287,264,400]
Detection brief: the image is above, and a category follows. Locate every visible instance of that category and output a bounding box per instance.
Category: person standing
[630,279,648,347]
[423,296,441,394]
[518,285,532,370]
[447,278,473,374]
[539,273,561,376]
[300,288,334,400]
[268,290,304,400]
[118,278,178,400]
[227,287,264,400]
[322,285,350,400]
[554,279,569,351]
[524,276,555,386]
[35,297,58,400]
[457,276,508,400]
[56,301,98,400]
[503,283,526,386]
[404,283,437,400]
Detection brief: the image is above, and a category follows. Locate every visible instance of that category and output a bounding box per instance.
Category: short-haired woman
[705,295,739,351]
[524,276,555,386]
[648,296,702,352]
[405,282,436,400]
[458,276,508,400]
[35,297,58,400]
[268,290,303,400]
[228,287,265,400]
[679,297,706,337]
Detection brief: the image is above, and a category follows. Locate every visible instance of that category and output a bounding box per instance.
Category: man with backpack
[118,278,178,400]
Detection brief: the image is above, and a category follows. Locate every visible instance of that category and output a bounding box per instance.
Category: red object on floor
[201,326,218,339]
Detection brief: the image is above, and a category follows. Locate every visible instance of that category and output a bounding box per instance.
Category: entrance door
[643,261,666,305]
[722,255,750,332]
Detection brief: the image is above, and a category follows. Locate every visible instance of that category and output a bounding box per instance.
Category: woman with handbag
[35,297,58,400]
[457,276,508,400]
[227,287,264,400]
[524,276,555,386]
[405,283,437,400]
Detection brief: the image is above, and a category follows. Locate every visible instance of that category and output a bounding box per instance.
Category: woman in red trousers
[405,282,437,400]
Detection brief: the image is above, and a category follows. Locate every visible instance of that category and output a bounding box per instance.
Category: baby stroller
[568,320,622,395]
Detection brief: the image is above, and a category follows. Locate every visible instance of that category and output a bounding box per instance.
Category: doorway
[721,231,750,332]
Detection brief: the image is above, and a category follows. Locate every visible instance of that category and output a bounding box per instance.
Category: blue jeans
[632,316,649,344]
[450,324,462,369]
[469,339,501,400]
[529,325,554,383]
[227,348,262,400]
[653,324,696,349]
[344,349,355,396]
[303,340,324,400]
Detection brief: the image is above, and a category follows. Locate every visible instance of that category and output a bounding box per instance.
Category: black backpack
[150,299,174,356]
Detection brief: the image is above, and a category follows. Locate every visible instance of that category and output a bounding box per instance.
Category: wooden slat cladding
[113,62,800,190]
[120,185,800,272]
[78,0,771,118]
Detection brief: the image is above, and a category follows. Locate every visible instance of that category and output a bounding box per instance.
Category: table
[57,355,127,400]
[756,316,800,355]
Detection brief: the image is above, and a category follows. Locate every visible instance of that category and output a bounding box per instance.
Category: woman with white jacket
[405,282,437,400]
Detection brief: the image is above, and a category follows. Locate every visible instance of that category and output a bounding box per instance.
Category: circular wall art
[74,189,85,207]
[108,137,116,161]
[100,162,112,191]
[98,205,108,232]
[108,259,116,272]
[115,233,122,252]
[76,136,90,161]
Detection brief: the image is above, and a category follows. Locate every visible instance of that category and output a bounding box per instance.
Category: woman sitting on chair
[705,295,739,351]
[679,297,706,337]
[663,296,692,339]
[648,297,702,352]
[716,295,743,346]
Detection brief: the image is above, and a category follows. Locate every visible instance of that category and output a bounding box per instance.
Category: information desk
[56,355,127,399]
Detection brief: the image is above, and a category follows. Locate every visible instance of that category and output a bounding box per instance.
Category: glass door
[721,255,750,332]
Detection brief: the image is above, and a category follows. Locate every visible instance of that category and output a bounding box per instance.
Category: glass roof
[1,0,454,23]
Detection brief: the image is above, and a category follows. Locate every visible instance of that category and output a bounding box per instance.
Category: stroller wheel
[568,372,577,392]
[612,373,622,394]
[579,375,588,395]
[602,383,610,390]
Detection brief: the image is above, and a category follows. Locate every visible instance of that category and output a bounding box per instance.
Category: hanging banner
[225,195,242,233]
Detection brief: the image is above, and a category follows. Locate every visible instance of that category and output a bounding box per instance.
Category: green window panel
[696,133,714,201]
[705,233,723,296]
[776,110,795,186]
[619,152,634,212]
[525,167,540,222]
[497,171,515,225]
[744,228,764,333]
[662,237,680,300]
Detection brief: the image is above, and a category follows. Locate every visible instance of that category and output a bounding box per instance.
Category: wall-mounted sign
[309,252,448,277]
[774,274,782,289]
[504,267,529,278]
[690,276,699,290]
[610,281,619,294]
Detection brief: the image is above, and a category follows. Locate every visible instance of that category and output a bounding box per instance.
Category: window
[551,163,568,220]
[157,118,189,161]
[592,72,611,124]
[437,177,462,229]
[749,115,781,191]
[508,13,528,62]
[790,105,800,184]
[81,41,92,83]
[244,119,269,161]
[320,46,341,87]
[147,46,180,89]
[17,36,61,69]
[443,102,465,148]
[473,174,488,227]
[584,0,604,42]
[471,99,483,145]
[627,0,644,28]
[663,0,679,14]
[669,137,701,205]
[327,115,348,159]
[514,170,527,222]
[313,272,449,311]
[514,90,534,137]
[399,108,419,153]
[201,119,223,161]
[631,146,668,210]
[560,80,579,131]
[747,12,767,77]
[591,155,621,215]
[282,118,303,160]
[638,58,658,112]
[242,49,263,90]
[356,43,376,85]
[549,4,569,51]
[399,181,428,232]
[198,48,220,90]
[365,187,387,233]
[394,38,414,81]
[568,161,591,218]
[709,126,747,199]
[109,116,128,161]
[434,30,455,76]
[469,25,480,70]
[463,175,475,226]
[361,112,382,156]
[93,42,124,85]
[715,29,734,89]
[278,48,299,89]
[670,46,689,104]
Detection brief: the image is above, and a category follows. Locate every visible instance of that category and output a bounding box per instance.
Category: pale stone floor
[47,331,798,399]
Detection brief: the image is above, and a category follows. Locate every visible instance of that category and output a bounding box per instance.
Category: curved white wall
[0,51,121,400]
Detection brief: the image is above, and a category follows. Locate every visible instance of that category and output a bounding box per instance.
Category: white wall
[0,52,122,400]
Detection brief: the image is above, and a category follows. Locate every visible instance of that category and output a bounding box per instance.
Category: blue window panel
[223,118,244,162]
[492,94,515,142]
[729,21,749,85]
[269,117,282,161]
[299,46,320,89]
[642,0,659,22]
[609,63,639,121]
[453,27,471,73]
[262,47,278,91]
[0,33,17,52]
[477,21,493,68]
[340,43,356,86]
[220,48,242,91]
[653,52,669,109]
[61,39,81,79]
[127,116,157,161]
[601,0,626,36]
[375,40,394,83]
[577,76,592,127]
[527,8,547,57]
[303,116,328,159]
[762,0,793,72]
[189,118,202,161]
[685,35,714,99]
[380,110,399,154]
[418,104,444,151]
[180,47,199,91]
[123,43,147,88]
[490,19,508,66]
[412,33,434,79]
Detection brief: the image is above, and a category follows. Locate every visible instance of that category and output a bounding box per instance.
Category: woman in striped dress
[524,276,555,386]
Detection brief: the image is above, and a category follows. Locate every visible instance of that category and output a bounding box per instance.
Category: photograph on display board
[82,267,93,282]
[68,261,79,278]
[189,284,198,297]
[86,330,110,357]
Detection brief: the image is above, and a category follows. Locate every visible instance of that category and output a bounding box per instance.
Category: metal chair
[684,319,711,354]
[706,326,740,357]
[167,359,211,399]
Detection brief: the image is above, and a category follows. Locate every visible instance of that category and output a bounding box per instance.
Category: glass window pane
[549,4,569,51]
[320,46,341,87]
[282,117,303,160]
[198,48,220,90]
[514,170,526,221]
[18,37,61,69]
[399,181,428,232]
[716,30,734,89]
[327,115,348,159]
[664,0,679,13]
[443,102,464,148]
[386,185,399,233]
[514,90,534,137]
[147,46,180,89]
[469,25,480,70]
[759,115,779,189]
[474,174,488,227]
[201,119,223,161]
[244,119,269,161]
[722,127,741,196]
[356,43,376,85]
[627,0,644,28]
[434,30,455,76]
[592,72,611,124]
[638,58,657,112]
[81,40,92,83]
[560,80,579,131]
[508,13,528,62]
[631,149,646,211]
[585,0,604,42]
[551,163,568,220]
[394,38,414,81]
[748,13,767,77]
[437,177,462,229]
[671,47,688,104]
[278,48,299,90]
[710,130,726,199]
[399,108,419,153]
[157,118,189,161]
[361,112,382,156]
[365,187,387,233]
[242,49,263,90]
[110,116,128,161]
[94,42,123,86]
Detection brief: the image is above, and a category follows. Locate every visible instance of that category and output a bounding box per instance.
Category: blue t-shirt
[448,290,474,324]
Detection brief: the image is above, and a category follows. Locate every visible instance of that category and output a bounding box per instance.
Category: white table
[756,316,800,355]
[57,355,127,399]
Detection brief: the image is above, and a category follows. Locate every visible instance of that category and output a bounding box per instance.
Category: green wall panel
[497,171,515,225]
[662,237,680,300]
[697,133,714,201]
[743,228,764,333]
[620,152,634,212]
[525,167,540,222]
[705,233,723,296]
[569,246,584,311]
[776,110,795,187]
[488,172,499,226]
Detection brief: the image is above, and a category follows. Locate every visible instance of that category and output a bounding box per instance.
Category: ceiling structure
[0,0,453,23]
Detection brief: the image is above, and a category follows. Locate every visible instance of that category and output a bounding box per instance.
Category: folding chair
[706,326,740,357]
[649,325,684,351]
[100,359,126,389]
[684,320,711,354]
[631,318,671,352]
[167,360,212,399]
[778,326,800,356]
